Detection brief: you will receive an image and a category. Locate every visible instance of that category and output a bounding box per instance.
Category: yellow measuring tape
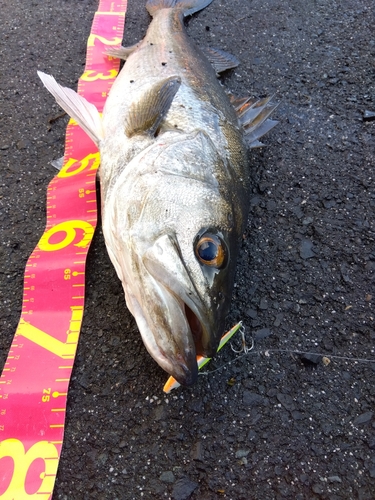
[0,2,127,498]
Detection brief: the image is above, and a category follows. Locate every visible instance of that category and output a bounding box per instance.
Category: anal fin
[125,76,181,138]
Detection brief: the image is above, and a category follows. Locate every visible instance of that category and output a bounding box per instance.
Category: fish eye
[195,233,227,268]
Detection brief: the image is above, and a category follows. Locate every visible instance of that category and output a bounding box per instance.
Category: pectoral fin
[38,71,104,146]
[125,76,181,138]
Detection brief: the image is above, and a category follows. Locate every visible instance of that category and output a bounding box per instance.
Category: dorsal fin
[229,95,253,111]
[125,76,181,138]
[244,119,279,148]
[231,93,279,149]
[239,96,277,127]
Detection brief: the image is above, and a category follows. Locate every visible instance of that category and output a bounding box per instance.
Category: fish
[38,0,278,386]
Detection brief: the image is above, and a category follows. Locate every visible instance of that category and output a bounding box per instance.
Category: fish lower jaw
[125,286,207,385]
[144,337,199,387]
[130,301,199,386]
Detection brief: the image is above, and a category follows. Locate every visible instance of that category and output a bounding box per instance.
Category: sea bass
[38,0,277,386]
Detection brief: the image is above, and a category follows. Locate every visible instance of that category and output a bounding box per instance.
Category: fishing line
[199,330,375,377]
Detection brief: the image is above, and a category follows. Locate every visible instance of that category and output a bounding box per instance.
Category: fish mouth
[125,282,203,386]
[129,234,221,386]
[154,297,216,386]
[184,302,208,358]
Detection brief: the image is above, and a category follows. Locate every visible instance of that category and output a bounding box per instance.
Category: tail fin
[146,0,213,17]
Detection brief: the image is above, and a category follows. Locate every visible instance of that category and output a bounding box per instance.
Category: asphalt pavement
[0,0,374,498]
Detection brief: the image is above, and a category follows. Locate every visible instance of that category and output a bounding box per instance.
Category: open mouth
[184,303,205,356]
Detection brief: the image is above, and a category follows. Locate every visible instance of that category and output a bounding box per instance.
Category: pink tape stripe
[0,2,127,498]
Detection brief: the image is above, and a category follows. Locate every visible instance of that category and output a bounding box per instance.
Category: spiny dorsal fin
[231,93,279,149]
[37,71,104,146]
[201,47,239,76]
[125,76,181,138]
[241,97,278,131]
[239,96,277,127]
[244,119,279,149]
[229,95,253,111]
[106,42,141,61]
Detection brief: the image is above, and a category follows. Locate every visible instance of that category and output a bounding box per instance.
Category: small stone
[292,411,305,420]
[97,452,108,465]
[300,474,309,484]
[250,195,262,206]
[312,483,324,494]
[300,239,315,259]
[245,308,258,319]
[235,449,250,458]
[148,478,165,495]
[254,328,272,340]
[322,356,331,366]
[243,391,265,406]
[266,200,277,211]
[160,471,175,483]
[353,411,373,425]
[274,465,283,475]
[190,441,203,461]
[328,476,342,483]
[154,405,167,421]
[191,399,203,413]
[0,144,10,150]
[300,353,321,366]
[16,139,30,150]
[247,429,258,441]
[172,477,198,500]
[273,313,283,327]
[259,297,269,310]
[277,393,295,411]
[302,216,313,225]
[363,110,375,121]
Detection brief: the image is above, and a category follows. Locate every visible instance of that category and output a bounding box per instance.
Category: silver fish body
[38,0,278,386]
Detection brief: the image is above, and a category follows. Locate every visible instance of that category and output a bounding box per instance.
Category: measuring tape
[0,1,127,498]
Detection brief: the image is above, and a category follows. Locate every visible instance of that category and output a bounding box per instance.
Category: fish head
[104,130,246,386]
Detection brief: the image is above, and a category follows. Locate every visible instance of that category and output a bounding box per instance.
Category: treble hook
[231,324,254,354]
